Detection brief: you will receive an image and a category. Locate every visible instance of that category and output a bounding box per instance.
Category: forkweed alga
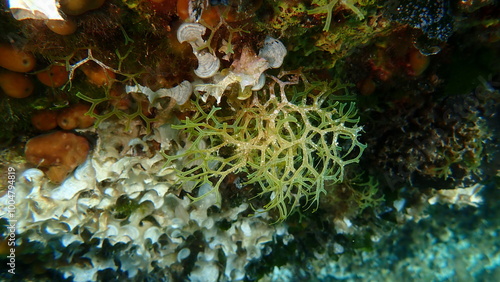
[164,71,366,221]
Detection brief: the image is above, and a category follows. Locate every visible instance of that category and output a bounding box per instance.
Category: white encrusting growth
[1,119,290,281]
[177,22,220,79]
[125,80,193,105]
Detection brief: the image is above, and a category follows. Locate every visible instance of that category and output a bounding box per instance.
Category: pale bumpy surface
[1,119,290,281]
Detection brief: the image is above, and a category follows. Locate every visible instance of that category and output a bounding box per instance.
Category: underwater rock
[1,0,496,280]
[366,88,493,190]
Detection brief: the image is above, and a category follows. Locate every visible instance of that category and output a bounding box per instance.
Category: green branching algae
[164,71,366,221]
[66,48,157,132]
[76,90,157,132]
[352,175,384,211]
[309,0,366,32]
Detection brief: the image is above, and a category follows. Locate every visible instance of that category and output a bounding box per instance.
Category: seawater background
[266,180,500,281]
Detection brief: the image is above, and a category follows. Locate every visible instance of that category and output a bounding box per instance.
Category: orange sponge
[57,103,96,130]
[45,19,77,36]
[0,44,36,73]
[0,71,34,98]
[31,110,59,131]
[36,65,69,87]
[25,131,90,183]
[80,62,115,86]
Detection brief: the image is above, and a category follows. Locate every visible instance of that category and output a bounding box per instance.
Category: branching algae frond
[309,0,366,32]
[165,71,366,222]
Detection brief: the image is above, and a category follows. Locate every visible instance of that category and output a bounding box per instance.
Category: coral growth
[165,71,366,221]
[2,120,287,281]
